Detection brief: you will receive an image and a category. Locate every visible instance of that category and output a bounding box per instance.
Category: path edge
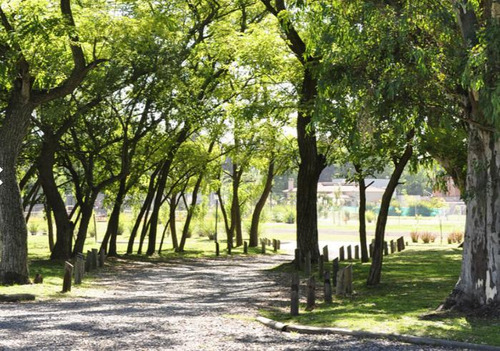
[256,316,500,351]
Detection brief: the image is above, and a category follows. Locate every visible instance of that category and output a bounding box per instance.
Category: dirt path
[0,255,457,350]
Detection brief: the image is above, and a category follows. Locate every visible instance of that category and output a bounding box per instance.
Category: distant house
[284,178,389,206]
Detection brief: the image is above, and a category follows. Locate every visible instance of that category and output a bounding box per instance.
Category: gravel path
[0,255,465,350]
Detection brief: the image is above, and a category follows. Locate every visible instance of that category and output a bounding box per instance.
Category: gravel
[0,255,468,350]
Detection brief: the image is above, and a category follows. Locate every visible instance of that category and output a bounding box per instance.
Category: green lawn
[265,244,500,347]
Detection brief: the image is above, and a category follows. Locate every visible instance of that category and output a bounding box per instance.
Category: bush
[410,231,419,243]
[28,222,39,235]
[196,219,215,239]
[365,210,376,223]
[420,232,436,244]
[447,231,464,244]
[271,205,295,224]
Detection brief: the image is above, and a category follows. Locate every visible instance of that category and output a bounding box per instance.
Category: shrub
[285,208,295,224]
[28,222,39,235]
[447,231,464,244]
[420,232,436,244]
[410,231,419,243]
[196,219,215,239]
[365,210,376,223]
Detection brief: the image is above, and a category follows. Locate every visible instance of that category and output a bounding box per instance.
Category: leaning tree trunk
[169,195,178,250]
[249,159,274,247]
[100,177,127,256]
[367,136,413,286]
[231,165,243,248]
[72,197,97,256]
[295,68,326,263]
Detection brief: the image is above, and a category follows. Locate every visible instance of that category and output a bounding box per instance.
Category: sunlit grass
[265,245,500,347]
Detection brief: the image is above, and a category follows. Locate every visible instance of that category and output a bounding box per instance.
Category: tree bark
[72,197,97,255]
[249,159,274,247]
[354,165,369,263]
[230,164,244,247]
[169,194,178,250]
[367,134,414,285]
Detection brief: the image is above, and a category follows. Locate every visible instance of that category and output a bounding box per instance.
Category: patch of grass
[265,245,500,347]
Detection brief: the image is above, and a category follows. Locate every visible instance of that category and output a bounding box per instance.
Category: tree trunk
[0,101,33,285]
[178,173,204,252]
[354,165,369,263]
[169,195,178,250]
[72,197,97,255]
[37,138,74,259]
[367,136,413,285]
[44,202,55,252]
[231,165,243,247]
[249,159,274,247]
[127,167,159,254]
[296,68,326,263]
[100,177,126,256]
[217,189,232,247]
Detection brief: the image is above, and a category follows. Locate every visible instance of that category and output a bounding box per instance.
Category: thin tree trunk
[354,165,369,263]
[100,177,126,256]
[231,165,244,247]
[72,195,98,255]
[169,194,179,250]
[249,159,274,247]
[44,202,55,252]
[367,133,414,285]
[178,172,205,252]
[217,189,232,247]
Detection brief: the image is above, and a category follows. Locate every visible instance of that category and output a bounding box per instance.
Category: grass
[264,244,500,347]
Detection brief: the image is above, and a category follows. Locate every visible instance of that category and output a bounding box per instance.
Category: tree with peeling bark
[441,0,500,311]
[0,0,105,284]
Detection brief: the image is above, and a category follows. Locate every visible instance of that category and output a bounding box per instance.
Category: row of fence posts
[214,237,281,256]
[290,236,407,315]
[62,248,107,293]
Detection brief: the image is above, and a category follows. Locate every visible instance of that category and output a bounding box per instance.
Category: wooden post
[339,246,345,261]
[62,261,74,293]
[291,273,299,316]
[294,249,301,270]
[397,237,404,252]
[332,258,339,288]
[243,241,248,254]
[354,245,360,260]
[98,248,105,268]
[322,245,329,262]
[390,240,396,254]
[91,248,98,269]
[273,239,278,252]
[336,267,345,295]
[324,271,332,304]
[74,253,84,285]
[305,251,312,276]
[277,240,281,250]
[261,241,266,254]
[306,276,315,311]
[347,245,352,260]
[85,250,91,272]
[383,241,389,256]
[215,242,220,256]
[318,255,324,280]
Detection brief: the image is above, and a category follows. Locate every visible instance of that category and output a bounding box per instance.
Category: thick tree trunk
[354,166,369,263]
[0,101,33,285]
[443,127,500,309]
[249,159,274,247]
[367,137,413,285]
[296,68,326,262]
[37,139,74,259]
[72,198,97,255]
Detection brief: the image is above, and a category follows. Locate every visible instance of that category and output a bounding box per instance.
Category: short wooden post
[324,271,332,304]
[91,248,98,269]
[294,249,301,270]
[339,246,345,261]
[354,245,360,260]
[261,241,266,254]
[243,241,248,254]
[322,245,329,262]
[397,237,404,252]
[347,245,352,260]
[318,255,324,280]
[291,273,299,316]
[332,258,339,288]
[98,248,106,268]
[344,265,353,294]
[390,240,396,254]
[74,253,84,285]
[383,241,389,256]
[306,276,316,311]
[277,240,281,250]
[62,261,74,293]
[305,251,312,276]
[273,239,278,252]
[336,267,345,295]
[34,273,43,284]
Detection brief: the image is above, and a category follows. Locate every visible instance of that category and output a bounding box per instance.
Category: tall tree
[0,0,104,284]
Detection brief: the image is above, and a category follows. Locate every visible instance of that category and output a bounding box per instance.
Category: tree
[0,0,104,284]
[441,1,500,310]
